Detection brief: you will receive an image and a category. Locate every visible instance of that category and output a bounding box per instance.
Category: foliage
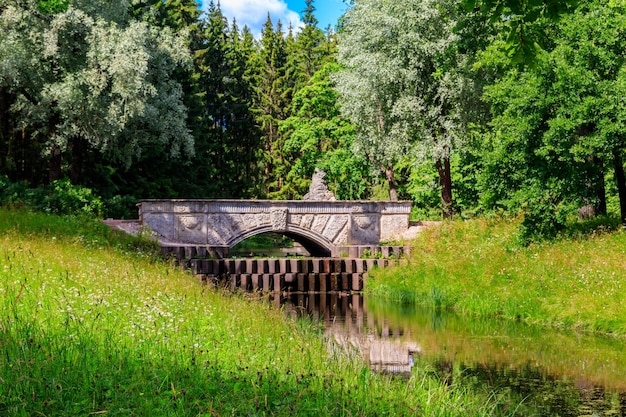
[461,0,578,63]
[334,0,483,213]
[256,2,337,199]
[38,0,69,14]
[0,0,192,185]
[0,176,103,217]
[41,179,104,217]
[479,0,626,235]
[279,62,370,199]
[2,0,626,244]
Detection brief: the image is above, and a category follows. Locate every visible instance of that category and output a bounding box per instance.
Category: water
[274,292,626,417]
[230,244,310,258]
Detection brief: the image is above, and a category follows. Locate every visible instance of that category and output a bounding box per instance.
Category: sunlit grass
[368,217,626,336]
[0,209,518,416]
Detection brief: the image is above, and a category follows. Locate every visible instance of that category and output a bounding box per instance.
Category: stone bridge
[138,199,413,257]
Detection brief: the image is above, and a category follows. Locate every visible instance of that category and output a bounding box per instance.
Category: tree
[0,0,193,185]
[224,20,263,196]
[462,0,578,63]
[480,0,626,234]
[257,15,290,197]
[294,0,327,86]
[334,0,477,216]
[279,62,370,200]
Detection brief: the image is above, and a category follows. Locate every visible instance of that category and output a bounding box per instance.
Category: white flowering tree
[0,0,192,183]
[334,0,476,217]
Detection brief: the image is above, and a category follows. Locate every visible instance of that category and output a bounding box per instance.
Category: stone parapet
[139,199,412,256]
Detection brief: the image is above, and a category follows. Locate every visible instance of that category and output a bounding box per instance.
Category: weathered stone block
[349,215,380,245]
[380,214,410,241]
[311,215,330,234]
[322,215,349,243]
[143,212,175,241]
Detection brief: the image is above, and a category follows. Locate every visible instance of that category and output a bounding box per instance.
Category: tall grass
[0,209,518,416]
[368,217,626,336]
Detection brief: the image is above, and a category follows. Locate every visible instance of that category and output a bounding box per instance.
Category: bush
[40,180,104,217]
[1,176,104,217]
[105,194,139,219]
[0,176,45,208]
[519,192,568,245]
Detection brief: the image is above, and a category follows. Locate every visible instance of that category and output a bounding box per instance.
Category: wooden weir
[162,245,410,292]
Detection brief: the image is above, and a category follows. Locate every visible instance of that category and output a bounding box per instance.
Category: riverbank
[368,217,626,336]
[0,209,517,416]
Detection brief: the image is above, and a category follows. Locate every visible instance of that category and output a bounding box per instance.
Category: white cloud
[215,0,303,37]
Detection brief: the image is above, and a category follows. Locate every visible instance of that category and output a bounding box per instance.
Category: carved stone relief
[350,214,380,245]
[257,213,271,226]
[322,215,349,243]
[334,225,349,245]
[143,213,174,241]
[289,214,302,226]
[242,213,259,229]
[206,214,234,245]
[380,215,410,241]
[271,209,288,231]
[177,215,206,243]
[311,215,330,234]
[227,214,243,234]
[300,214,314,229]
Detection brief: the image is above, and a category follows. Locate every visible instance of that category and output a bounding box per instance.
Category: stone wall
[138,199,412,255]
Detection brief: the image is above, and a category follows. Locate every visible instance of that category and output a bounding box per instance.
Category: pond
[273,292,626,417]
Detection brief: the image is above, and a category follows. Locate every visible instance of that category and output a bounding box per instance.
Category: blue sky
[204,0,349,37]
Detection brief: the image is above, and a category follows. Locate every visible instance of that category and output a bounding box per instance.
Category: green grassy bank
[0,209,518,416]
[369,217,626,336]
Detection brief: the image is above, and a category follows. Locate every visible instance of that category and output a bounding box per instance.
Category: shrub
[105,194,139,219]
[519,192,569,245]
[40,180,104,217]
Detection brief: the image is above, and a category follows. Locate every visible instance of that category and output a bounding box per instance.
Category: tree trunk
[593,156,607,215]
[384,162,398,201]
[436,156,454,220]
[613,150,626,225]
[70,136,83,185]
[48,145,62,183]
[0,91,13,174]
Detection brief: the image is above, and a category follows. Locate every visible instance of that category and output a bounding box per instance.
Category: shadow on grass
[0,320,413,416]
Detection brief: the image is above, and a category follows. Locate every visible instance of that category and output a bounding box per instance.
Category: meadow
[369,217,626,336]
[0,209,518,416]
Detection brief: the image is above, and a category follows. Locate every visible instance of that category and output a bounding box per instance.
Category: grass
[367,216,626,336]
[0,208,520,416]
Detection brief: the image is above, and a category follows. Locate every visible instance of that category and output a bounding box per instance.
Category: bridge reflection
[273,293,420,375]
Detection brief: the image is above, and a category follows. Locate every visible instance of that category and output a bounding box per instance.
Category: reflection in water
[231,242,310,258]
[277,293,419,375]
[274,293,626,417]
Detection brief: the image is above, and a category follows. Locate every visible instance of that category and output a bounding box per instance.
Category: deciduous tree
[0,0,192,185]
[334,0,477,216]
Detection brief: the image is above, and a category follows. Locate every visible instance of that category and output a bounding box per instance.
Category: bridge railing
[138,199,412,252]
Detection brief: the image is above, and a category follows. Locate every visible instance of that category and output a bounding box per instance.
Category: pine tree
[295,0,326,86]
[257,15,290,197]
[193,1,231,196]
[224,19,263,196]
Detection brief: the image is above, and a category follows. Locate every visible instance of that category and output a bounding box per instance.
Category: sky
[203,0,350,37]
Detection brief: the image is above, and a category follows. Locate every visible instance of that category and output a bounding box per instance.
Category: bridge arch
[227,225,334,257]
